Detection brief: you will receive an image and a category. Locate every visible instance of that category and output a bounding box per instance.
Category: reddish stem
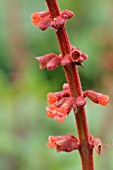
[46,0,94,169]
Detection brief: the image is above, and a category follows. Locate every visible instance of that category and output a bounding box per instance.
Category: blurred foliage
[0,0,113,170]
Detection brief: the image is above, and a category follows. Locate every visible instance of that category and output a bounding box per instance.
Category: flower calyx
[83,90,109,106]
[31,10,74,31]
[60,46,88,66]
[89,135,112,155]
[47,134,79,152]
[90,135,103,155]
[35,53,61,70]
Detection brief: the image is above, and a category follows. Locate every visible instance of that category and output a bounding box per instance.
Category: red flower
[46,105,67,122]
[53,107,68,123]
[47,134,79,152]
[46,105,71,123]
[35,53,59,70]
[31,11,51,30]
[84,90,109,106]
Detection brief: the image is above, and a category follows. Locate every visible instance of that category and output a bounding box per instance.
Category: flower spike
[32,1,110,169]
[31,9,74,31]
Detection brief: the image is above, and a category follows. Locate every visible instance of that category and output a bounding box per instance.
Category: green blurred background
[0,0,113,169]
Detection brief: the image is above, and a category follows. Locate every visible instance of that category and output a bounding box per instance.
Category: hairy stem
[46,0,94,169]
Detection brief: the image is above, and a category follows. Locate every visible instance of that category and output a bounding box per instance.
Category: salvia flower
[47,134,79,152]
[53,104,71,123]
[46,56,61,70]
[31,11,51,31]
[83,90,109,106]
[54,97,74,123]
[46,95,73,123]
[53,108,67,123]
[35,53,59,70]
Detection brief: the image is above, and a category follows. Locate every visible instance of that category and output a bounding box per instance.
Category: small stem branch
[46,0,94,169]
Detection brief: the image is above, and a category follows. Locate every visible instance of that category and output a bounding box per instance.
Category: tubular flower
[53,107,68,123]
[31,11,51,30]
[46,105,67,122]
[46,97,73,123]
[47,134,79,152]
[35,53,60,70]
[83,90,109,106]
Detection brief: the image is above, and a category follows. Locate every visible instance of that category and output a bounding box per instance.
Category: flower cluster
[46,86,109,124]
[35,46,88,70]
[31,10,74,31]
[47,134,79,152]
[46,84,73,123]
[46,83,86,123]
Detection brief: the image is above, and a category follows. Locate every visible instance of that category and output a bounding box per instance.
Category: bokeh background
[0,0,113,169]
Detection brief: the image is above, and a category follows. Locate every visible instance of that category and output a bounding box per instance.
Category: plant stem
[46,0,94,169]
